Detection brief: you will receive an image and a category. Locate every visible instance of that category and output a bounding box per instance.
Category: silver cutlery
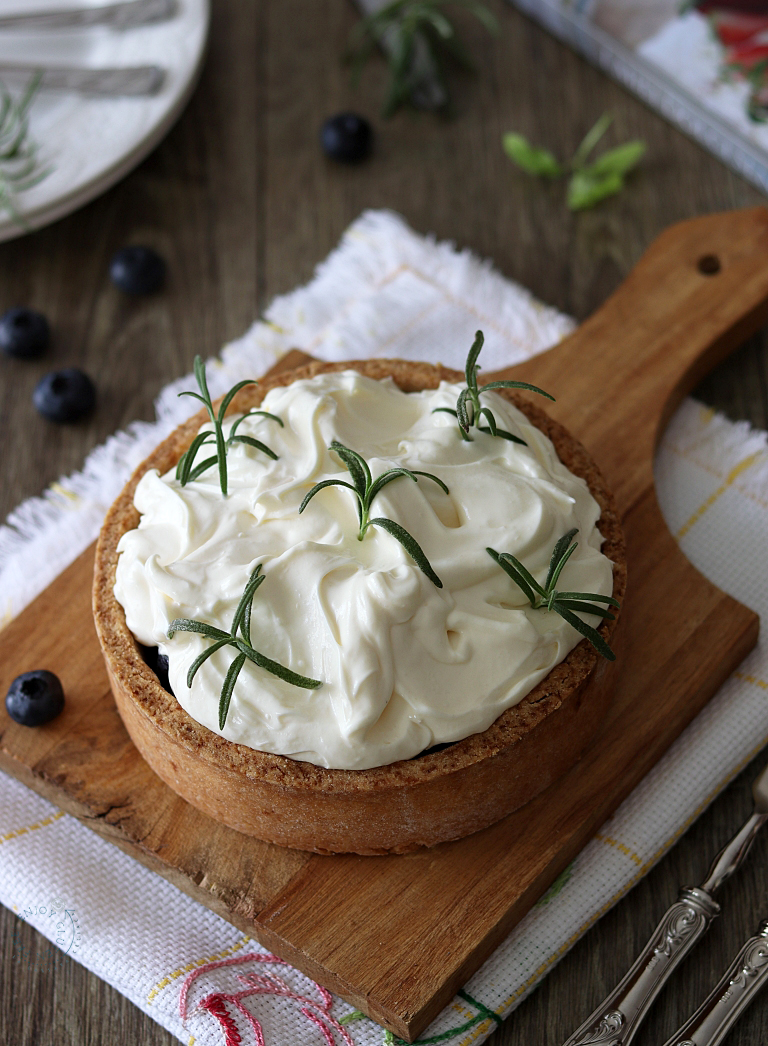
[0,63,164,95]
[561,761,768,1046]
[0,0,177,32]
[662,919,768,1046]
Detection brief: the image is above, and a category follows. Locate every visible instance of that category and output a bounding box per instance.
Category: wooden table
[1,1,767,1043]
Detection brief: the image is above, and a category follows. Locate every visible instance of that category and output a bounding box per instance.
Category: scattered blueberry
[138,644,172,694]
[109,245,166,295]
[0,307,50,359]
[320,113,372,163]
[33,368,96,423]
[156,652,171,694]
[5,670,65,726]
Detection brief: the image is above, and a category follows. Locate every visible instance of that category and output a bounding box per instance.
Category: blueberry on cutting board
[6,670,64,726]
[33,368,96,423]
[0,307,50,359]
[320,113,373,163]
[110,246,166,295]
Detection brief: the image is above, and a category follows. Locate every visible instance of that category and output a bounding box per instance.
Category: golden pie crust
[93,359,626,855]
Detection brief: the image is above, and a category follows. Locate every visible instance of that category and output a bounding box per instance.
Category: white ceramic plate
[0,0,210,242]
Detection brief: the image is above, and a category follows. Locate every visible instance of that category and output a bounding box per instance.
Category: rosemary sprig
[0,75,52,224]
[299,440,448,588]
[487,528,620,660]
[502,113,646,211]
[433,330,554,442]
[176,356,282,497]
[167,564,323,730]
[346,0,498,118]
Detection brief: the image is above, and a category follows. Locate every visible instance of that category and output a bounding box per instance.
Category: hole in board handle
[698,254,721,275]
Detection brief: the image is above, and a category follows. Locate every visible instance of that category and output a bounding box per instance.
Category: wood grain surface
[1,0,768,1044]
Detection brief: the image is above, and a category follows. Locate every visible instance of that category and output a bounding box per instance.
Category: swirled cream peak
[114,369,613,770]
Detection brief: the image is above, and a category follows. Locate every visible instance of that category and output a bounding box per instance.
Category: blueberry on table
[109,245,166,295]
[0,307,50,359]
[320,113,373,163]
[33,368,96,423]
[5,670,64,726]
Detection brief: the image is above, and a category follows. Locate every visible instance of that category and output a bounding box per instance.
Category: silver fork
[560,761,768,1046]
[0,64,164,95]
[0,0,177,32]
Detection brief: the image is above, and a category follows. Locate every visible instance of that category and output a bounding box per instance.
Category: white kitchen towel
[1,210,767,1046]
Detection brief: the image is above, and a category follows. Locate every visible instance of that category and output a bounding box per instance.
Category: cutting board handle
[494,208,768,514]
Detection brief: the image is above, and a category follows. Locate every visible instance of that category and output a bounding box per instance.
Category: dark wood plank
[1,0,768,1043]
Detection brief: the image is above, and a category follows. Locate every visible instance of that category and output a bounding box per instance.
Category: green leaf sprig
[487,528,620,660]
[0,75,53,225]
[167,564,323,730]
[299,440,447,588]
[502,113,646,211]
[176,355,282,497]
[433,330,554,442]
[346,0,498,118]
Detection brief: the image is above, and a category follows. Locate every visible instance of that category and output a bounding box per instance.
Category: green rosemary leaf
[219,651,247,729]
[502,133,562,178]
[187,638,232,688]
[553,604,616,661]
[555,591,621,607]
[431,407,459,418]
[217,379,257,425]
[499,551,547,599]
[178,390,209,408]
[230,564,264,639]
[167,619,231,642]
[545,527,579,591]
[299,479,360,515]
[478,379,555,402]
[486,547,537,606]
[370,517,442,588]
[547,539,578,592]
[588,141,646,178]
[193,355,212,409]
[554,599,615,620]
[175,448,189,482]
[465,329,484,387]
[567,169,623,212]
[215,421,228,497]
[477,425,527,445]
[186,454,219,484]
[227,410,282,442]
[572,111,613,169]
[330,441,371,497]
[479,406,497,436]
[241,574,266,645]
[228,564,261,635]
[367,468,419,504]
[235,640,323,689]
[250,409,284,427]
[456,386,472,433]
[410,469,450,495]
[229,435,279,460]
[177,431,214,483]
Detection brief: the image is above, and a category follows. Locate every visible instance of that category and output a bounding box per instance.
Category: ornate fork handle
[563,889,720,1046]
[662,920,768,1046]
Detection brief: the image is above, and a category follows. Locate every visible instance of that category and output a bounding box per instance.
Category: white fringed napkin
[1,211,767,1046]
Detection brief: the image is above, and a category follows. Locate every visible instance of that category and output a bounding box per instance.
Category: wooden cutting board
[0,210,765,1042]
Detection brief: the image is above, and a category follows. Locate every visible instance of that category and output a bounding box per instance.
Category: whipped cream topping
[114,370,614,770]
